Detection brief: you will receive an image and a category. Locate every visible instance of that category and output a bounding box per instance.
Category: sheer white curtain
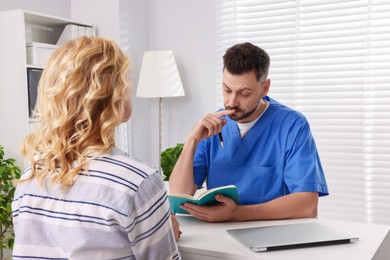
[216,0,390,225]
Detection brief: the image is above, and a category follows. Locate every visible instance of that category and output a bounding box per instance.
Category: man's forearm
[234,192,318,221]
[169,139,199,195]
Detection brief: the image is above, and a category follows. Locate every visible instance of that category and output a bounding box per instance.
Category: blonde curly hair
[19,36,131,190]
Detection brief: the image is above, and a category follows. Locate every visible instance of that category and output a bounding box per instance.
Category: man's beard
[225,100,261,122]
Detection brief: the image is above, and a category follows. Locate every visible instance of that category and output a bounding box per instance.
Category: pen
[218,132,224,149]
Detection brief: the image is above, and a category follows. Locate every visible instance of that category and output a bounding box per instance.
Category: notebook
[227,222,359,252]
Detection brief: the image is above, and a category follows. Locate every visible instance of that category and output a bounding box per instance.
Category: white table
[176,215,389,260]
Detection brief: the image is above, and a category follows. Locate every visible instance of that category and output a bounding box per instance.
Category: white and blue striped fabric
[12,147,181,260]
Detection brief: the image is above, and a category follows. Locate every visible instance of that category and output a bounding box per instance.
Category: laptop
[227,222,359,252]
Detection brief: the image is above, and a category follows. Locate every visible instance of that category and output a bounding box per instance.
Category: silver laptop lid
[227,222,358,252]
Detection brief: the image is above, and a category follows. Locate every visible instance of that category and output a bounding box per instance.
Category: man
[169,42,328,222]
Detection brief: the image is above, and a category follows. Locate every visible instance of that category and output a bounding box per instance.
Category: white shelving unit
[0,9,95,167]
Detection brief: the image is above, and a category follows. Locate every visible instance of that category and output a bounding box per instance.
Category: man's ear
[262,79,271,97]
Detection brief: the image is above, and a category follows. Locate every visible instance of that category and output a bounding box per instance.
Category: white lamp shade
[136,50,185,98]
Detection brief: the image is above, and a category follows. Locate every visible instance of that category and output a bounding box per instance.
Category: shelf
[24,10,90,27]
[26,64,45,69]
[23,9,95,45]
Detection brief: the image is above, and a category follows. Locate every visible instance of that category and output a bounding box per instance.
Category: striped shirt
[12,148,181,260]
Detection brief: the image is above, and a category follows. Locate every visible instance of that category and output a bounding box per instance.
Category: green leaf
[0,145,21,249]
[160,143,183,181]
[8,237,14,249]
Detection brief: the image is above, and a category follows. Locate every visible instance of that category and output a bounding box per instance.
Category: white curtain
[216,0,390,225]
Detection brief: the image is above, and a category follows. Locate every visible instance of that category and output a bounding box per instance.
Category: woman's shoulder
[92,147,160,185]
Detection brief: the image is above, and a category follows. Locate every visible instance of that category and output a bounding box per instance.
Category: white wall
[147,0,217,167]
[70,0,120,41]
[0,0,70,17]
[0,0,216,169]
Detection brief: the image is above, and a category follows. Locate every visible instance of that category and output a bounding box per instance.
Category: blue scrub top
[193,96,329,205]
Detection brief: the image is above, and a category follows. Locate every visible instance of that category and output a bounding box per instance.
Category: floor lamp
[136,50,185,174]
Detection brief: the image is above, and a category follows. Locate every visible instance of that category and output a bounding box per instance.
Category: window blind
[216,0,390,225]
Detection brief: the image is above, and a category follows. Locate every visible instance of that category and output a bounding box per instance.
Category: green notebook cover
[168,185,240,214]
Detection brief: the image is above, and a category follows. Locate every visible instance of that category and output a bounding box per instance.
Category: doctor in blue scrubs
[169,42,328,222]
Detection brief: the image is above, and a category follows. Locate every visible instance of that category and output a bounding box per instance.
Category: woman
[12,36,181,259]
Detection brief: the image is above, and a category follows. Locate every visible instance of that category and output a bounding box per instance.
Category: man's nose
[226,93,239,108]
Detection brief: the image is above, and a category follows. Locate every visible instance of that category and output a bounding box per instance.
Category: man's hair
[223,42,270,82]
[19,36,131,190]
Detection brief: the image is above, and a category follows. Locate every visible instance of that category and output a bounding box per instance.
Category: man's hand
[186,110,235,143]
[180,194,240,222]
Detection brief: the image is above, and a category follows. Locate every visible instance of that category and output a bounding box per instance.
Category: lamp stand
[158,97,163,175]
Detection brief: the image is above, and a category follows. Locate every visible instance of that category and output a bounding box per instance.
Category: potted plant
[0,145,21,258]
[161,143,183,181]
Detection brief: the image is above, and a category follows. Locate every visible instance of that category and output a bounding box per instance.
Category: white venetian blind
[216,0,390,225]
